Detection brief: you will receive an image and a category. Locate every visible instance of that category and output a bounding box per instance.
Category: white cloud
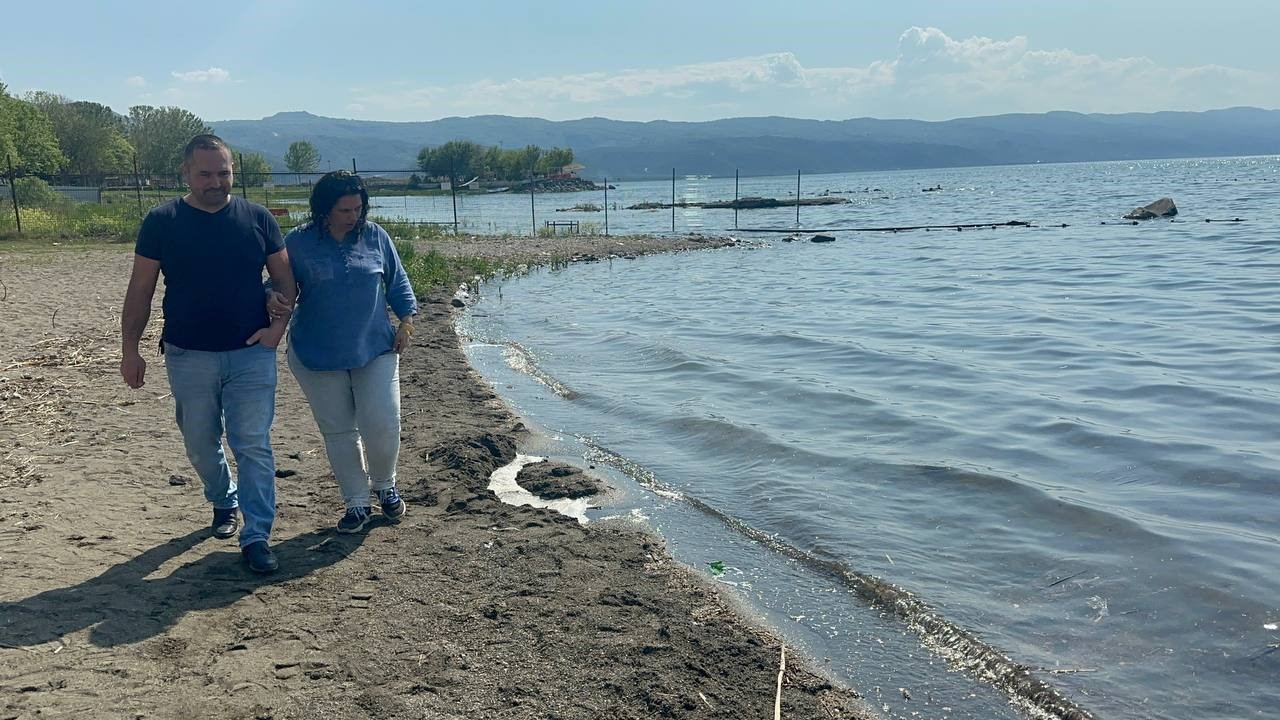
[125,75,146,88]
[354,29,1275,121]
[360,52,812,118]
[171,67,230,84]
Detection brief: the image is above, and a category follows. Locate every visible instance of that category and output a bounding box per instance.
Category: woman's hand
[266,291,294,321]
[394,319,414,353]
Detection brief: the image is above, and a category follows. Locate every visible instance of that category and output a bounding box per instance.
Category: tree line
[0,82,285,189]
[1,81,576,201]
[415,140,574,185]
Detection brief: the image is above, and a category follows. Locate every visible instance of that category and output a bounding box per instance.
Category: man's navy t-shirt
[135,196,284,351]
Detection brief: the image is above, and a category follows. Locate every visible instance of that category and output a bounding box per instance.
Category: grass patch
[1,200,141,243]
[395,239,506,291]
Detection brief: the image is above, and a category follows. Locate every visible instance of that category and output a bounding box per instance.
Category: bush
[14,177,65,208]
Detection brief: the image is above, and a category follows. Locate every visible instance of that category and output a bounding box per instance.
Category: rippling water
[455,157,1280,719]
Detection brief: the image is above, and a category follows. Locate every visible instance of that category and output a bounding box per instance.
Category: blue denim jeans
[164,342,278,547]
[288,350,401,510]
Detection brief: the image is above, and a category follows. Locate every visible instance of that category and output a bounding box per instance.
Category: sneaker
[211,507,240,539]
[377,487,406,521]
[336,506,372,534]
[241,541,278,574]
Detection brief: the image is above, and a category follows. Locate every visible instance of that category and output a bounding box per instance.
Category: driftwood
[627,196,850,210]
[744,220,1034,233]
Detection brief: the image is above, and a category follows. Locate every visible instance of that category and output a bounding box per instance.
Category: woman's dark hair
[308,170,370,233]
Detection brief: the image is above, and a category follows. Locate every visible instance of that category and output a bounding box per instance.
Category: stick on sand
[774,645,787,720]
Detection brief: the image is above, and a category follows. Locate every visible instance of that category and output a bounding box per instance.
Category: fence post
[238,153,247,199]
[796,169,801,227]
[529,163,536,237]
[351,158,357,174]
[450,158,458,232]
[734,169,739,230]
[132,154,144,218]
[6,154,20,234]
[671,168,675,233]
[603,176,608,237]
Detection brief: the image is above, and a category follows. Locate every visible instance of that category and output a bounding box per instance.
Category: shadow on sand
[0,528,365,648]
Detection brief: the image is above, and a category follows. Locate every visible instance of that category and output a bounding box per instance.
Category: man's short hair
[183,134,231,163]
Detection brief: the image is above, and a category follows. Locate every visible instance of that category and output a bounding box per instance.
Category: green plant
[14,177,65,208]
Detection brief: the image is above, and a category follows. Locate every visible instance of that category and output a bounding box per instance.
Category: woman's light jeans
[163,341,278,547]
[287,350,401,509]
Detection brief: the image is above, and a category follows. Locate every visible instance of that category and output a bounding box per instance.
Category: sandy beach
[0,235,871,720]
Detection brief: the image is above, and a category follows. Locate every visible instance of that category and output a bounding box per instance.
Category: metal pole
[671,168,675,233]
[7,154,20,234]
[238,153,247,199]
[529,162,536,236]
[734,169,739,230]
[450,158,458,231]
[132,155,144,218]
[603,176,609,237]
[351,158,357,174]
[796,169,801,227]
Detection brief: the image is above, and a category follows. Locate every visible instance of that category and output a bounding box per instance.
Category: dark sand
[0,235,872,719]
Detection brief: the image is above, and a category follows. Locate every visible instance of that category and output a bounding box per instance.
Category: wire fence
[3,152,847,239]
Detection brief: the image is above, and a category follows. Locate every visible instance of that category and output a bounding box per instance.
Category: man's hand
[121,350,147,388]
[247,322,287,349]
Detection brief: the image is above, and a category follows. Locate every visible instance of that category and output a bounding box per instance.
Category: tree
[128,105,210,176]
[417,140,484,186]
[26,91,132,178]
[0,85,66,175]
[538,146,574,175]
[283,140,319,180]
[516,144,543,178]
[233,150,272,187]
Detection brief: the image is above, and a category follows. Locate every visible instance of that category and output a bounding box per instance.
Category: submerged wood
[740,220,1033,233]
[627,195,851,210]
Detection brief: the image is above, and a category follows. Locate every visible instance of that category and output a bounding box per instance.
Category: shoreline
[0,235,871,719]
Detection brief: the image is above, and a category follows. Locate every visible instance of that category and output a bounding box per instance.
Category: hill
[210,107,1280,179]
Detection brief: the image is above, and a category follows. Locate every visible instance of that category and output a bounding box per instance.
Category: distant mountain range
[210,107,1280,180]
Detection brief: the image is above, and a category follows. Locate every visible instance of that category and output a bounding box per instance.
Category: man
[121,134,296,574]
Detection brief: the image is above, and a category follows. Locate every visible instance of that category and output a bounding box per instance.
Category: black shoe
[377,487,406,521]
[212,507,240,539]
[336,507,372,534]
[241,541,278,574]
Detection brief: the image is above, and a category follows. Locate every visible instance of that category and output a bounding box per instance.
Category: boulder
[810,234,836,243]
[1124,197,1177,220]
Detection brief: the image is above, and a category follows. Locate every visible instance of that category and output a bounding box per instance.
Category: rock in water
[1124,197,1178,220]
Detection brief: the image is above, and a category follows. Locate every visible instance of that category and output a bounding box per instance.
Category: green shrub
[14,178,65,208]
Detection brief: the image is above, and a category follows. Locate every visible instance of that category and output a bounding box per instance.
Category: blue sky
[4,0,1278,123]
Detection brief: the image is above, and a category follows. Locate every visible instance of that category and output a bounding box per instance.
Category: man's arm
[264,249,297,308]
[121,255,161,388]
[247,249,297,347]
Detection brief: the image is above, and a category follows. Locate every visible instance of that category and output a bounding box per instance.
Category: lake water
[445,157,1278,720]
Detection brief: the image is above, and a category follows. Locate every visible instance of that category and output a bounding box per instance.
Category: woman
[274,170,418,533]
